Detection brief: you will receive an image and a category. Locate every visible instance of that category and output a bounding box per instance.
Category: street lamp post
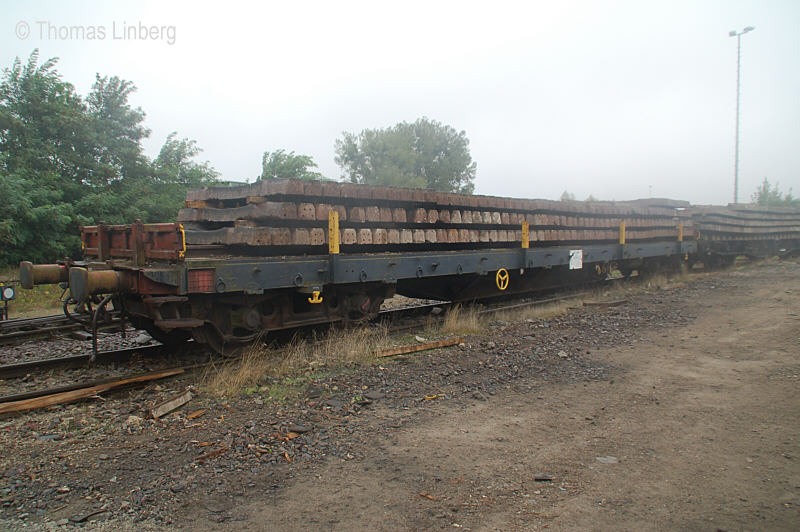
[729,26,755,204]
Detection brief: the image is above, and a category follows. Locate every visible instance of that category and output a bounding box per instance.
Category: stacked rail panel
[690,204,800,241]
[178,179,690,255]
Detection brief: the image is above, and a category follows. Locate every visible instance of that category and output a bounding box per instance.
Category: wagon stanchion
[521,221,530,249]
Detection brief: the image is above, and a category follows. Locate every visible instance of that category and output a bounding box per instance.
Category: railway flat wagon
[18,180,799,354]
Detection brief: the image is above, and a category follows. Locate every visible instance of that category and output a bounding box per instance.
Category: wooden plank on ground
[151,389,193,418]
[376,337,463,358]
[0,368,185,415]
[582,299,628,308]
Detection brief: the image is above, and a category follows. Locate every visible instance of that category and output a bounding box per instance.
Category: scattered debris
[273,432,301,442]
[151,389,193,419]
[186,409,207,420]
[68,330,93,341]
[70,507,107,523]
[534,474,554,481]
[596,456,619,464]
[133,332,153,345]
[377,337,463,358]
[583,299,628,308]
[195,445,230,462]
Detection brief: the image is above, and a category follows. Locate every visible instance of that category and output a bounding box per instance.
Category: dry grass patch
[593,278,632,300]
[202,326,390,398]
[644,273,670,290]
[438,299,581,333]
[440,305,484,335]
[640,270,693,290]
[493,298,579,323]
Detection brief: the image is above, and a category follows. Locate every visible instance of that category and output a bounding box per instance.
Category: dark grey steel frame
[142,241,698,296]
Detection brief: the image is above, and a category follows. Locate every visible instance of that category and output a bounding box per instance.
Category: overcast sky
[3,0,799,204]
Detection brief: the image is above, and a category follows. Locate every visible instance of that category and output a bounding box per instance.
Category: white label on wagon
[569,249,583,270]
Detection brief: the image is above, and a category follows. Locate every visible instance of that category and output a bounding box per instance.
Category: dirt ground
[1,259,798,531]
[201,261,800,531]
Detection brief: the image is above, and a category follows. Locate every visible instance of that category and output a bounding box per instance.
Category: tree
[751,178,799,207]
[560,191,576,201]
[131,132,220,222]
[154,132,218,186]
[259,149,322,180]
[0,158,75,266]
[585,194,599,202]
[0,50,220,267]
[86,74,151,186]
[334,117,476,193]
[0,50,91,264]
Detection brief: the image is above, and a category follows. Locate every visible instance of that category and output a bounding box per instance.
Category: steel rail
[0,312,123,345]
[0,342,187,380]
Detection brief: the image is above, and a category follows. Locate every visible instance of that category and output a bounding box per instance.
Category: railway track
[0,314,81,344]
[0,311,124,345]
[0,342,209,415]
[0,342,188,380]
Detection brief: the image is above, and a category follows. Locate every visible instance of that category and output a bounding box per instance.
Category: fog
[3,0,799,204]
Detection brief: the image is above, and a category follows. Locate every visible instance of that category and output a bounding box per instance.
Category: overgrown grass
[0,267,63,318]
[639,269,690,290]
[643,273,670,290]
[202,326,390,398]
[493,299,579,323]
[439,304,484,335]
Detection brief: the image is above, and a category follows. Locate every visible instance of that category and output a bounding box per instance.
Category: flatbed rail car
[17,179,800,354]
[19,222,695,354]
[690,204,800,262]
[21,234,695,354]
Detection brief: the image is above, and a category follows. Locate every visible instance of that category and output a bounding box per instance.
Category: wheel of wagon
[343,289,387,322]
[127,315,191,346]
[147,327,192,346]
[192,323,255,358]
